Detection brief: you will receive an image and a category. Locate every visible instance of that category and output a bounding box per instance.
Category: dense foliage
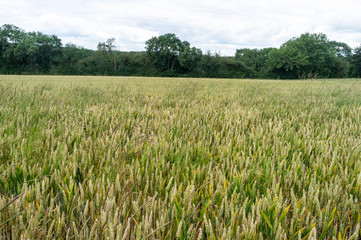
[1,24,361,78]
[266,33,352,79]
[1,76,361,239]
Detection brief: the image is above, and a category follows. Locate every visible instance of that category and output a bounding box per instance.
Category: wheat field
[1,75,361,239]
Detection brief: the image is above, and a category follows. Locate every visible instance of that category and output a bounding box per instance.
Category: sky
[1,0,360,56]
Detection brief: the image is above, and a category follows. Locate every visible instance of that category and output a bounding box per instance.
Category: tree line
[1,24,361,79]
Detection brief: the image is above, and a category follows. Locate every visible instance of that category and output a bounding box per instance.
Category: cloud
[1,0,360,55]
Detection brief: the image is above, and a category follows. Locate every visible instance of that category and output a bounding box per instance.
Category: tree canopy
[265,33,351,79]
[350,46,361,77]
[145,33,202,75]
[0,24,62,74]
[1,24,360,79]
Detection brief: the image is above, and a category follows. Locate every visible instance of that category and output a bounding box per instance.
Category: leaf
[343,225,350,240]
[302,222,316,239]
[329,207,337,224]
[201,200,210,218]
[293,227,305,239]
[319,207,337,240]
[174,197,182,216]
[133,218,139,227]
[279,204,291,222]
[261,210,273,230]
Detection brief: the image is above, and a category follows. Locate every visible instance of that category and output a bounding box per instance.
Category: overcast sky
[1,0,360,55]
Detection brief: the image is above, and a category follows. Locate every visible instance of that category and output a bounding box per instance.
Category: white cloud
[0,0,360,55]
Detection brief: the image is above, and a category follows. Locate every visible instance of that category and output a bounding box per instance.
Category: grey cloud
[1,0,360,55]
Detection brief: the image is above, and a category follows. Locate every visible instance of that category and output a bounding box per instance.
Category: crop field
[1,75,361,239]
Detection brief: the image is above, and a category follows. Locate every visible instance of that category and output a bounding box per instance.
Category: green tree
[57,43,93,75]
[97,38,118,74]
[116,51,158,76]
[145,33,202,75]
[178,43,202,72]
[217,57,255,78]
[25,31,62,73]
[329,41,352,78]
[198,51,221,77]
[235,47,275,77]
[0,24,62,73]
[350,46,361,77]
[198,51,254,78]
[146,33,183,73]
[0,24,27,73]
[330,41,352,58]
[266,33,350,79]
[266,45,309,79]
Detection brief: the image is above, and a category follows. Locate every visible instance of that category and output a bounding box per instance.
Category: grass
[1,75,361,239]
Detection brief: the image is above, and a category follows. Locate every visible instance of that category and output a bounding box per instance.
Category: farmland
[1,75,361,239]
